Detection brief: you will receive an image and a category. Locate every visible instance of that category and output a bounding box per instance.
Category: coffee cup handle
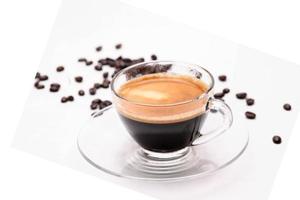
[192,99,233,146]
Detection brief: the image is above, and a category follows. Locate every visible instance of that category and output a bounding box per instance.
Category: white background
[1,0,300,199]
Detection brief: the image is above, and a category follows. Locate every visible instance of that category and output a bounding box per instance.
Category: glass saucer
[77,106,249,181]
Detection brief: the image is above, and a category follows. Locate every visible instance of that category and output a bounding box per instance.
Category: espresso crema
[116,73,209,124]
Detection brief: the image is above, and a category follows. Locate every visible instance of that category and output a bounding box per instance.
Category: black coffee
[119,113,207,152]
[116,73,209,153]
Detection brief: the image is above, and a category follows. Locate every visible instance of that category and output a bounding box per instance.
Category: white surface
[1,0,300,200]
[10,0,300,199]
[123,0,300,65]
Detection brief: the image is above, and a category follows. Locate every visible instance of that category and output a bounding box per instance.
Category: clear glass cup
[111,61,233,161]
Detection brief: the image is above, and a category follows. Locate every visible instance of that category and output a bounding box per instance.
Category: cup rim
[111,60,215,107]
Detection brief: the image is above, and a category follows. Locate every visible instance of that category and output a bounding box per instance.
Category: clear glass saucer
[77,106,249,181]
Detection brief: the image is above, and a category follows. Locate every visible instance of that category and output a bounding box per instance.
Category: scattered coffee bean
[151,54,157,60]
[246,98,255,106]
[39,75,49,81]
[283,103,292,111]
[98,59,108,65]
[115,59,125,68]
[34,81,44,89]
[78,90,85,96]
[98,100,112,110]
[61,97,68,103]
[214,92,225,99]
[86,61,93,66]
[245,111,256,119]
[49,83,61,92]
[223,88,230,94]
[33,45,164,114]
[194,71,202,79]
[67,96,74,101]
[35,72,41,79]
[137,58,145,63]
[103,72,109,79]
[92,99,102,105]
[90,98,103,110]
[78,58,87,63]
[106,58,115,67]
[236,92,247,99]
[89,88,96,95]
[218,75,227,82]
[90,103,98,110]
[272,136,282,144]
[94,65,103,71]
[56,66,64,72]
[101,79,110,88]
[75,76,83,83]
[103,100,112,107]
[99,102,106,109]
[122,57,131,63]
[115,43,122,49]
[94,83,101,89]
[96,46,102,52]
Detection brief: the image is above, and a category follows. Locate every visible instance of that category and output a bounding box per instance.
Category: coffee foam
[116,73,209,124]
[118,73,208,104]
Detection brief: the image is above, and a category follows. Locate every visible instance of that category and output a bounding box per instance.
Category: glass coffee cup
[111,61,233,161]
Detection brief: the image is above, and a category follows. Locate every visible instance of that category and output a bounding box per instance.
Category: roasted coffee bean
[103,72,109,79]
[98,100,112,110]
[214,92,224,99]
[67,96,74,101]
[35,72,41,79]
[98,59,108,65]
[103,100,112,107]
[99,102,106,109]
[56,66,64,72]
[89,88,96,95]
[223,88,230,94]
[78,90,85,96]
[90,103,98,110]
[272,136,282,144]
[236,92,247,99]
[75,76,83,83]
[106,58,115,67]
[151,54,157,60]
[245,111,256,119]
[61,97,68,103]
[78,58,87,63]
[131,58,145,65]
[137,58,145,63]
[34,81,44,89]
[94,83,101,89]
[122,58,132,64]
[39,75,49,81]
[153,65,164,73]
[96,46,102,52]
[86,61,93,66]
[94,65,103,71]
[194,71,202,79]
[101,79,110,88]
[49,83,60,92]
[115,43,122,49]
[246,98,255,106]
[116,56,123,60]
[283,103,292,111]
[115,59,126,68]
[218,75,227,82]
[163,64,172,71]
[92,98,102,104]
